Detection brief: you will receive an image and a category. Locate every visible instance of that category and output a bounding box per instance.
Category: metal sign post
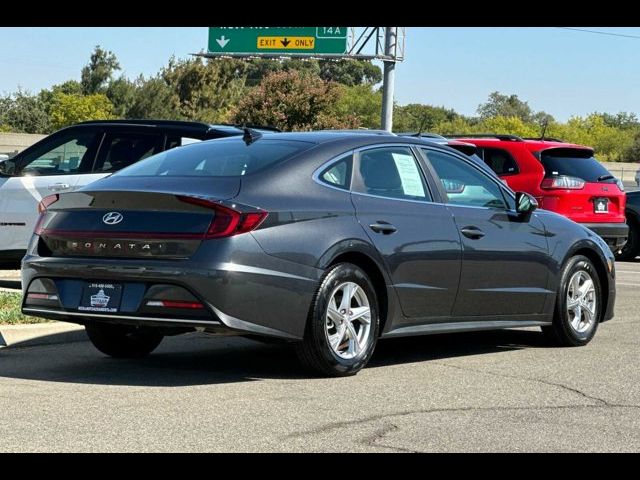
[381,27,398,132]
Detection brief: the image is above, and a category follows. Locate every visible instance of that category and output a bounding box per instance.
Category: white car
[0,120,273,263]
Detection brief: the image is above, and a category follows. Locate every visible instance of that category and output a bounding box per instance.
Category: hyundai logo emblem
[102,212,124,225]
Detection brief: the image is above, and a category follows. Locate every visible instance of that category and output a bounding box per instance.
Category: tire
[295,263,380,377]
[542,255,601,347]
[85,323,164,358]
[615,215,639,261]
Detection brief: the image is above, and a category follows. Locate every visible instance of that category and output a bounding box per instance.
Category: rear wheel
[86,323,164,358]
[615,215,639,261]
[542,255,601,346]
[295,263,379,377]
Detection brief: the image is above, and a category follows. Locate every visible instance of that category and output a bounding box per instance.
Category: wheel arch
[566,245,611,322]
[320,245,394,335]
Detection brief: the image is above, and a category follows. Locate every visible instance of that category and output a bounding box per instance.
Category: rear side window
[355,147,431,201]
[540,148,611,182]
[115,138,314,177]
[320,155,352,190]
[165,135,204,150]
[482,148,519,176]
[93,133,162,173]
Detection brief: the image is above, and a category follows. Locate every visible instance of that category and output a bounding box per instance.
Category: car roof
[317,129,395,135]
[224,130,446,147]
[73,120,279,136]
[445,134,591,152]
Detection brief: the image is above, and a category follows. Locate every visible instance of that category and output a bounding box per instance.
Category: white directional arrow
[216,36,230,49]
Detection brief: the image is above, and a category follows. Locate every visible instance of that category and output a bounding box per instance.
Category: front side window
[356,147,430,201]
[423,149,508,209]
[20,131,99,176]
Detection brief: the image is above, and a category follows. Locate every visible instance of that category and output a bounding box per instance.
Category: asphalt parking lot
[1,261,639,452]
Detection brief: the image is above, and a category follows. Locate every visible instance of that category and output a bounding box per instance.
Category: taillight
[37,194,59,214]
[616,178,625,192]
[541,176,585,190]
[176,195,268,239]
[34,194,59,235]
[145,300,204,309]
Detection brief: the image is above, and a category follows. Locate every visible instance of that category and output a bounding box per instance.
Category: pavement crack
[283,403,637,442]
[433,361,636,408]
[363,423,420,453]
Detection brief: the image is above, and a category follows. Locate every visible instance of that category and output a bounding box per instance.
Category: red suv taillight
[541,176,585,190]
[176,195,268,239]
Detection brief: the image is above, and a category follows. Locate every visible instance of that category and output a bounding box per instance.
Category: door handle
[460,226,485,239]
[369,222,397,235]
[48,183,70,191]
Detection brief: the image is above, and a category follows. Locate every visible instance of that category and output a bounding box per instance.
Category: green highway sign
[208,27,348,55]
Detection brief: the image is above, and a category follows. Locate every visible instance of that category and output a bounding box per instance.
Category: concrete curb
[0,322,87,348]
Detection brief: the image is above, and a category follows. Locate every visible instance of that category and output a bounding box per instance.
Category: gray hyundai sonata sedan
[21,131,616,376]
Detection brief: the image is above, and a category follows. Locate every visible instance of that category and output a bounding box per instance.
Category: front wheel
[542,255,601,346]
[295,263,380,377]
[86,323,164,358]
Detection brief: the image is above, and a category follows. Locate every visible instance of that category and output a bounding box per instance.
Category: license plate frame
[593,198,609,214]
[78,282,123,313]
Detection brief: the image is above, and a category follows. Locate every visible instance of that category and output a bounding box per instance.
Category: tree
[393,104,459,132]
[230,70,358,131]
[624,131,640,162]
[241,58,380,87]
[49,92,116,130]
[126,75,179,120]
[38,80,84,114]
[318,59,382,86]
[0,89,50,134]
[334,85,382,129]
[160,57,247,123]
[106,76,137,118]
[600,112,639,130]
[81,45,121,94]
[477,91,534,122]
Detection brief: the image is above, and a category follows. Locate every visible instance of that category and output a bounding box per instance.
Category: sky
[1,26,639,122]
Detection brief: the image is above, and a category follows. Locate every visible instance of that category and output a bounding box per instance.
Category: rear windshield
[113,138,314,177]
[540,148,611,182]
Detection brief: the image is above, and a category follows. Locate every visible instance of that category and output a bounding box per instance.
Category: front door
[420,147,551,318]
[0,129,102,254]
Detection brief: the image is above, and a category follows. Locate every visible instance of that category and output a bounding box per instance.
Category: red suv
[447,134,628,252]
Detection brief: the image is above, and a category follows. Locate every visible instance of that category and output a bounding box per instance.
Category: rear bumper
[20,235,322,340]
[581,222,629,249]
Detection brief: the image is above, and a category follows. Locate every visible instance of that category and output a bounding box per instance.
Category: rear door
[420,147,552,318]
[0,128,102,254]
[351,144,462,322]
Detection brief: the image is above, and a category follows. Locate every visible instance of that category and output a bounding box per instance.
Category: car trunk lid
[37,177,242,259]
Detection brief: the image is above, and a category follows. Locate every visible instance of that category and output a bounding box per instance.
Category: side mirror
[0,159,16,176]
[516,191,538,216]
